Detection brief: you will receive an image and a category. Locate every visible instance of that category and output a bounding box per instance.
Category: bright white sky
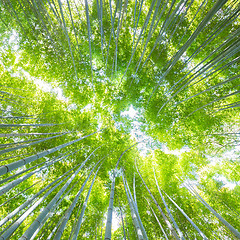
[121,105,191,157]
[34,78,69,102]
[121,105,138,118]
[103,210,121,233]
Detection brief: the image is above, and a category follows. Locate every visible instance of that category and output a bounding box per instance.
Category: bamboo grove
[0,0,239,239]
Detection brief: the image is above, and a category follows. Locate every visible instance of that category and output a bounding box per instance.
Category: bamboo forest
[0,0,239,239]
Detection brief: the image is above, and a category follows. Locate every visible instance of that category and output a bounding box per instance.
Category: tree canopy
[0,0,239,239]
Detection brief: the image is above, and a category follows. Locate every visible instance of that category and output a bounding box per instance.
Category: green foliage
[0,0,239,239]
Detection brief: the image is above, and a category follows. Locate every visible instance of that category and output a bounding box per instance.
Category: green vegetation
[0,0,239,239]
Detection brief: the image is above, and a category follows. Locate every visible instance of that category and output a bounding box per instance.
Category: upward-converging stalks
[18,147,101,240]
[54,159,104,240]
[122,174,144,240]
[184,182,240,239]
[148,0,228,104]
[0,0,239,238]
[123,173,148,240]
[104,142,139,240]
[153,168,184,239]
[70,161,104,240]
[146,198,169,240]
[135,162,180,240]
[0,129,103,176]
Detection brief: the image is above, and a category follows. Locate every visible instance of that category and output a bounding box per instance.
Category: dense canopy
[0,0,239,239]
